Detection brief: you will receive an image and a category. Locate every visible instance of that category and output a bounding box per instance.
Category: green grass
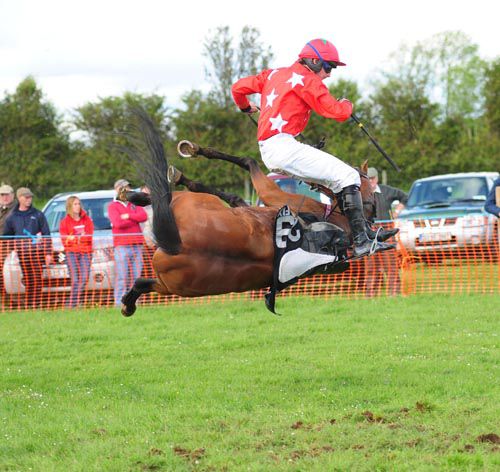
[1,294,499,471]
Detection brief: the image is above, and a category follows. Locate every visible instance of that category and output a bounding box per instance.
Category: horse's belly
[154,253,272,297]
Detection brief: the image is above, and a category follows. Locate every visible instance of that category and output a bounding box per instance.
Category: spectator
[3,187,53,308]
[108,179,147,306]
[60,196,94,307]
[0,184,16,233]
[0,184,16,295]
[484,176,500,217]
[139,185,155,249]
[364,168,409,297]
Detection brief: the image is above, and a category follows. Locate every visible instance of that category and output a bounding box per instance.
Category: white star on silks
[267,69,278,80]
[269,113,288,133]
[286,72,304,88]
[266,88,278,108]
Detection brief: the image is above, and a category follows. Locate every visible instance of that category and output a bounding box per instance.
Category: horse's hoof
[121,304,136,317]
[177,140,199,158]
[167,165,183,185]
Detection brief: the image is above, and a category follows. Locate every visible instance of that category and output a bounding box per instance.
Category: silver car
[3,190,115,295]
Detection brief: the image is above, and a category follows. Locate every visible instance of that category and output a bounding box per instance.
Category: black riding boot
[341,185,394,257]
[366,223,399,242]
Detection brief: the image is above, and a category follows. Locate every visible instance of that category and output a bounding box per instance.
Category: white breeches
[258,133,360,194]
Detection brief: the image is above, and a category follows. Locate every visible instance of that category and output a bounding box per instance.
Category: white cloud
[1,0,498,115]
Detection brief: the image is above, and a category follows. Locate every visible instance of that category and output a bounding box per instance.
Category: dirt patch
[173,446,206,462]
[362,411,386,423]
[477,433,500,444]
[149,448,164,456]
[91,428,107,436]
[463,444,475,452]
[135,462,161,471]
[352,444,365,450]
[415,401,432,413]
[406,439,421,448]
[291,419,335,431]
[387,423,401,429]
[289,445,334,461]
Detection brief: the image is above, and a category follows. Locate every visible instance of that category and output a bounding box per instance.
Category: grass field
[1,294,499,471]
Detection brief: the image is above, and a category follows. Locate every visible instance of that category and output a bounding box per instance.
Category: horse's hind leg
[121,277,158,317]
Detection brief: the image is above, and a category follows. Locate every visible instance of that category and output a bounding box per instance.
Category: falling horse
[120,110,390,316]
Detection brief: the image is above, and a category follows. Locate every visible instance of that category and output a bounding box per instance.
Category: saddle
[265,206,350,314]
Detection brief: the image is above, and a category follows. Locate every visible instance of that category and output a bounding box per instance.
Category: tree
[483,57,500,135]
[170,90,259,195]
[0,76,74,197]
[72,93,170,189]
[383,31,486,121]
[203,25,274,108]
[171,26,274,198]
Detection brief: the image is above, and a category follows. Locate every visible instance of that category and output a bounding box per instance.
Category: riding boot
[340,185,394,258]
[366,224,399,242]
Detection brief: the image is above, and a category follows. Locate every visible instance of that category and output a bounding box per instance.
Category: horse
[120,110,381,317]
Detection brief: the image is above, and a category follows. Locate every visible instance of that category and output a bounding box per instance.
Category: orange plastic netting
[0,224,498,312]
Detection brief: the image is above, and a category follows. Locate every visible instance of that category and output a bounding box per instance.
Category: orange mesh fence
[0,222,498,312]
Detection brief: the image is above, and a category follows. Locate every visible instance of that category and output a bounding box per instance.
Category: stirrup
[353,235,395,258]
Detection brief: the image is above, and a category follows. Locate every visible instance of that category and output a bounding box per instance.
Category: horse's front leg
[177,140,287,207]
[171,167,248,208]
[121,277,163,317]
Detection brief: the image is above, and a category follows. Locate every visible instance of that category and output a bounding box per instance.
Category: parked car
[395,172,499,255]
[2,190,115,295]
[260,173,331,205]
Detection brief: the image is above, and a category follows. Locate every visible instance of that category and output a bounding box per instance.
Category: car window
[44,197,112,232]
[274,177,323,202]
[407,177,488,208]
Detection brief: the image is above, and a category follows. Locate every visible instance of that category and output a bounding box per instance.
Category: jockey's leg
[258,134,393,257]
[339,185,393,257]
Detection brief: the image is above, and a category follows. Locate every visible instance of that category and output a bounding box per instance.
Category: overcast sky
[1,0,498,116]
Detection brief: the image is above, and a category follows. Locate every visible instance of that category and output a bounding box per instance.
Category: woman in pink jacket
[60,196,94,307]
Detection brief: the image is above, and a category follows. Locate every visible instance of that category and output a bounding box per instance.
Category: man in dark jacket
[0,184,16,296]
[484,176,500,218]
[365,168,408,297]
[3,187,53,308]
[368,168,408,220]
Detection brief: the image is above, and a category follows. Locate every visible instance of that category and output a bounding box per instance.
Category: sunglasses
[322,61,338,73]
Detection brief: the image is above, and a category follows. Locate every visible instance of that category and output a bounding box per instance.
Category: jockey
[231,38,394,257]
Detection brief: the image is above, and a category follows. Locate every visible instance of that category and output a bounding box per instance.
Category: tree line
[0,28,498,199]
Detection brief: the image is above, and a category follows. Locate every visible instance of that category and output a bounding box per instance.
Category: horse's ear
[361,160,368,173]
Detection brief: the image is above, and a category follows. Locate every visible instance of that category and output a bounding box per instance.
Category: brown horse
[120,110,379,316]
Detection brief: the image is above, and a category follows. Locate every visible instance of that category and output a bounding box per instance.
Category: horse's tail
[126,108,181,255]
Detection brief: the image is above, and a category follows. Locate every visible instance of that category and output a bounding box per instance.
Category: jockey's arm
[231,70,271,112]
[300,79,353,122]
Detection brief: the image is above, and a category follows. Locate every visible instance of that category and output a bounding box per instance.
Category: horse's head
[358,160,376,223]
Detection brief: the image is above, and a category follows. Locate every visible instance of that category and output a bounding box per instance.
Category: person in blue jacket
[484,177,500,217]
[3,187,53,308]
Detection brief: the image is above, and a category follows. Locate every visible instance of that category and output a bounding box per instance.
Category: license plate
[418,232,452,243]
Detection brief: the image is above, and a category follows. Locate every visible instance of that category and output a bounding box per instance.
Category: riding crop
[351,113,401,172]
